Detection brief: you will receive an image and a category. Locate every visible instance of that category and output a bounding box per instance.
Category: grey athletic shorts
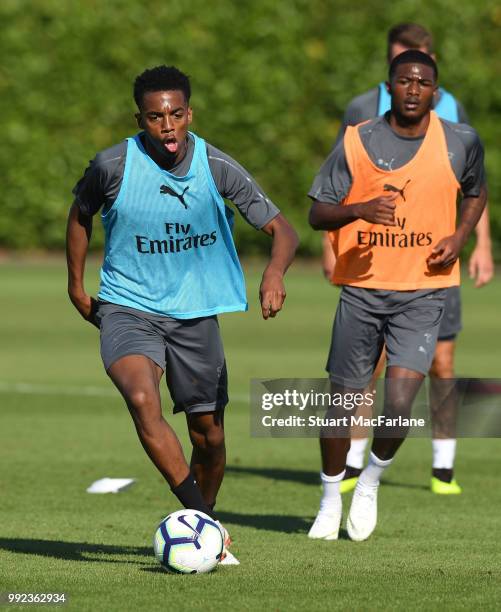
[438,286,461,341]
[96,301,228,414]
[327,290,446,388]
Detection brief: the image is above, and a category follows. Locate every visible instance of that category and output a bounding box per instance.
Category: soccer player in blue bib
[66,65,298,564]
[322,23,494,496]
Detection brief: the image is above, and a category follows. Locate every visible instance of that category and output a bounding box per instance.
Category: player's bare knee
[190,422,225,453]
[430,361,454,378]
[202,428,225,452]
[431,342,455,378]
[206,426,225,451]
[384,392,412,418]
[127,388,153,409]
[126,389,162,432]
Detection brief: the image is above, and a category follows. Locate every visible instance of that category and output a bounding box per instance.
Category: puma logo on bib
[383,179,411,202]
[160,185,189,209]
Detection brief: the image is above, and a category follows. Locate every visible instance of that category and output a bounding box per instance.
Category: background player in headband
[308,51,486,541]
[322,23,494,496]
[66,65,299,564]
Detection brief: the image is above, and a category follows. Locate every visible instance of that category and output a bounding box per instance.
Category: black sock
[432,468,453,483]
[344,465,362,479]
[171,474,217,519]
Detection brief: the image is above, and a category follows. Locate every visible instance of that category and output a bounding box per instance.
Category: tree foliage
[1,0,500,254]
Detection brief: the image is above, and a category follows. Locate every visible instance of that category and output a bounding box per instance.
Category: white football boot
[217,522,240,566]
[347,481,378,541]
[308,496,342,540]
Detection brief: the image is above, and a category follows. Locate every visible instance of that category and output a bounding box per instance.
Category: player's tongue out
[165,140,178,153]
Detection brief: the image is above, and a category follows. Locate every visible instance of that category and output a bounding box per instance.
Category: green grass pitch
[0,259,500,611]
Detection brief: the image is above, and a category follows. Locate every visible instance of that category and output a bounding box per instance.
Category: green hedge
[2,0,500,255]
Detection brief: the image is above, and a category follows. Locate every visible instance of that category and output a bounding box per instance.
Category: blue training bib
[377,82,459,122]
[98,132,248,318]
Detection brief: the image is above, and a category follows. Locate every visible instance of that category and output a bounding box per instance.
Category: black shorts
[96,301,228,414]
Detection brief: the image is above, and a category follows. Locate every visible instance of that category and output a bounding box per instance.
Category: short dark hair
[389,49,438,81]
[133,65,191,108]
[387,23,434,61]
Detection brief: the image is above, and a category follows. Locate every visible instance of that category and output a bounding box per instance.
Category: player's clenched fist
[259,270,286,319]
[427,234,462,269]
[356,194,398,226]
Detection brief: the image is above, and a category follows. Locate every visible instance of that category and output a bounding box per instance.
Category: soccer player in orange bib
[307,50,487,541]
[322,23,494,497]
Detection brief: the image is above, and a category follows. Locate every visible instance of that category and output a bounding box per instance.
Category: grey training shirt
[73,133,280,230]
[309,114,485,205]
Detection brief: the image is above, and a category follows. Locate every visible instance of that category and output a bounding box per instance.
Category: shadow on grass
[0,538,151,564]
[225,465,318,486]
[226,466,429,492]
[380,479,428,491]
[217,511,311,534]
[338,528,350,540]
[141,566,168,574]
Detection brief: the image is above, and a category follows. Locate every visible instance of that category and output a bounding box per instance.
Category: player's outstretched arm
[308,194,397,231]
[427,187,488,269]
[469,205,494,287]
[259,213,299,320]
[66,201,99,327]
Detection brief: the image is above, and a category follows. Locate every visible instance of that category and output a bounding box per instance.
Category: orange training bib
[329,111,460,290]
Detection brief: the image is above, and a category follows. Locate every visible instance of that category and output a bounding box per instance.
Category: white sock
[319,470,345,512]
[359,451,393,489]
[432,439,457,469]
[346,438,369,469]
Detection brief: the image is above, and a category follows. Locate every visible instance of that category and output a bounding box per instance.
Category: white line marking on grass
[0,381,117,397]
[0,381,249,403]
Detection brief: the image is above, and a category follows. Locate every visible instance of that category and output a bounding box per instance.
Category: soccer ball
[153,509,224,574]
